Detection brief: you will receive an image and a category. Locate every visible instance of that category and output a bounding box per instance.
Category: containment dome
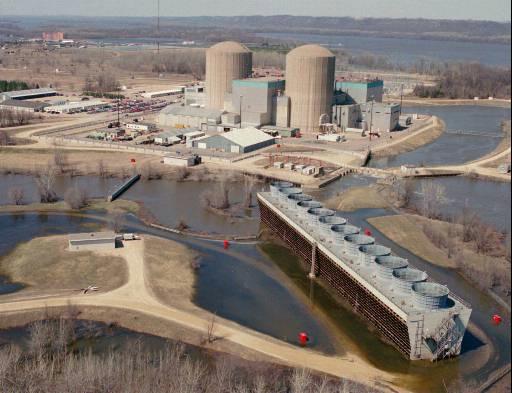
[206,41,253,110]
[285,45,335,134]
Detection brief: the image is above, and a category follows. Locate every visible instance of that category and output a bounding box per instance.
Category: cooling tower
[206,41,253,110]
[285,45,335,133]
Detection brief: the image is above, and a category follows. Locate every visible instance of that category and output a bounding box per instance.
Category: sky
[1,0,511,21]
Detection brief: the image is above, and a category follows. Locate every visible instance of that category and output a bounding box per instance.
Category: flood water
[0,212,339,354]
[369,105,511,169]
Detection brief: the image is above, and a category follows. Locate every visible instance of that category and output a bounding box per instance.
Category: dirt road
[0,239,407,392]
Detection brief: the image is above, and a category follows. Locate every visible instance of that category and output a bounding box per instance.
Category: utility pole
[239,95,243,128]
[157,0,160,54]
[369,99,375,142]
[399,83,404,117]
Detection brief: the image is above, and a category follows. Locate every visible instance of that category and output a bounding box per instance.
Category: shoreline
[393,98,511,109]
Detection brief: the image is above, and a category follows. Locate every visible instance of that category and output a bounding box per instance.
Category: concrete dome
[206,41,253,110]
[286,44,335,134]
[209,41,251,53]
[287,44,335,58]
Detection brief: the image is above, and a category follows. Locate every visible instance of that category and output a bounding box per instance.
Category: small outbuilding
[68,232,117,251]
[192,127,275,154]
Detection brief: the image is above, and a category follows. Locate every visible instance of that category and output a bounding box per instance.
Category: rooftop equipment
[375,256,409,281]
[392,268,428,295]
[287,193,313,210]
[297,200,323,211]
[270,181,293,197]
[329,224,360,245]
[412,282,450,310]
[319,216,348,238]
[306,208,335,229]
[359,244,391,266]
[344,234,375,258]
[278,187,302,205]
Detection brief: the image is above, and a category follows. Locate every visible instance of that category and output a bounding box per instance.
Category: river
[255,32,511,67]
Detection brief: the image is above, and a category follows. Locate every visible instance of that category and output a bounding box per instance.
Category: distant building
[157,105,225,130]
[125,122,157,133]
[141,87,185,99]
[184,85,206,106]
[0,99,48,113]
[0,88,57,102]
[360,102,401,132]
[68,232,117,251]
[44,99,107,114]
[192,127,275,153]
[336,80,384,104]
[163,154,200,167]
[42,32,64,41]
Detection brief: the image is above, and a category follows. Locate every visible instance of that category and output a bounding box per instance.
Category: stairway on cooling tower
[423,312,463,360]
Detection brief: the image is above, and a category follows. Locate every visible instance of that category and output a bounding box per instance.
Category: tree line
[0,79,31,93]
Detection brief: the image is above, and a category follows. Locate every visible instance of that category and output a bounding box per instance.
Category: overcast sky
[1,0,511,21]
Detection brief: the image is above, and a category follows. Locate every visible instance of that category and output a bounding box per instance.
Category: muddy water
[0,212,338,354]
[369,105,510,168]
[0,175,261,235]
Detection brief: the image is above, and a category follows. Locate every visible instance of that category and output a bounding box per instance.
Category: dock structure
[258,184,472,361]
[107,174,141,202]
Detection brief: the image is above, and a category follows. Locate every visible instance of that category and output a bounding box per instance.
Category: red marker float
[492,314,502,325]
[298,332,310,346]
[364,228,373,236]
[223,240,230,249]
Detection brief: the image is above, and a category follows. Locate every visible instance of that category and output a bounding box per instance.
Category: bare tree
[53,148,68,173]
[0,130,10,145]
[393,178,415,208]
[97,160,107,178]
[7,186,24,205]
[206,314,218,344]
[419,181,446,219]
[290,368,313,393]
[243,175,257,208]
[64,186,89,209]
[35,163,58,203]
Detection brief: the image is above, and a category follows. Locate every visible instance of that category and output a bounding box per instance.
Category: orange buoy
[223,240,229,249]
[298,332,309,346]
[492,314,502,325]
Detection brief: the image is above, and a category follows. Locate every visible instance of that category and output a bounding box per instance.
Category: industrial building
[0,99,48,112]
[258,186,471,361]
[43,100,108,114]
[226,77,286,127]
[333,102,401,132]
[336,80,384,104]
[285,45,336,133]
[68,232,117,251]
[184,85,206,106]
[157,105,225,129]
[192,127,275,153]
[163,154,201,167]
[0,88,57,102]
[206,41,253,110]
[125,122,157,133]
[141,87,185,99]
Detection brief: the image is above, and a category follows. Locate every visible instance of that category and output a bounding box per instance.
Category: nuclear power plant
[160,40,399,138]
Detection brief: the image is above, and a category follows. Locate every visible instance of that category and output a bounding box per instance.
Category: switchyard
[258,183,472,361]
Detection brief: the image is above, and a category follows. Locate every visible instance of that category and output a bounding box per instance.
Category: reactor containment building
[258,185,472,361]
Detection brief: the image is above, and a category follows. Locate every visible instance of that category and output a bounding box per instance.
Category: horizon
[1,0,511,22]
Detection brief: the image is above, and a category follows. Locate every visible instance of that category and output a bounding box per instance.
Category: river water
[256,32,512,67]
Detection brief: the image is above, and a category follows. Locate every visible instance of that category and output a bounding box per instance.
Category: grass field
[324,185,388,212]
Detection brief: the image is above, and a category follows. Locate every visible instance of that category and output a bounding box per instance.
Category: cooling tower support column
[309,242,318,279]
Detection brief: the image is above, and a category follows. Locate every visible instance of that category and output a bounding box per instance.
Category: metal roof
[0,99,47,108]
[2,88,57,99]
[222,127,275,147]
[68,232,117,241]
[161,105,224,118]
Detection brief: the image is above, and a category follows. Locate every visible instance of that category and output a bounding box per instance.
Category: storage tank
[358,245,391,266]
[270,181,293,197]
[412,282,450,310]
[319,216,347,238]
[206,41,253,110]
[392,268,428,295]
[286,45,335,133]
[375,256,409,281]
[306,208,335,229]
[329,224,360,245]
[344,234,374,258]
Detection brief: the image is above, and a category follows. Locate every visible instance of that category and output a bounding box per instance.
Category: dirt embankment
[371,116,445,158]
[324,185,389,212]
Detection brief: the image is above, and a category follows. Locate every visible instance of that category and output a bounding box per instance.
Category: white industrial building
[141,87,185,99]
[68,232,117,251]
[0,99,48,112]
[192,127,275,153]
[44,100,108,114]
[157,105,225,129]
[125,122,157,133]
[163,154,200,167]
[0,87,57,102]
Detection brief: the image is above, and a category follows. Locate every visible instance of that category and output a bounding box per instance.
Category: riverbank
[371,116,445,158]
[396,97,511,108]
[324,184,388,211]
[0,198,141,215]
